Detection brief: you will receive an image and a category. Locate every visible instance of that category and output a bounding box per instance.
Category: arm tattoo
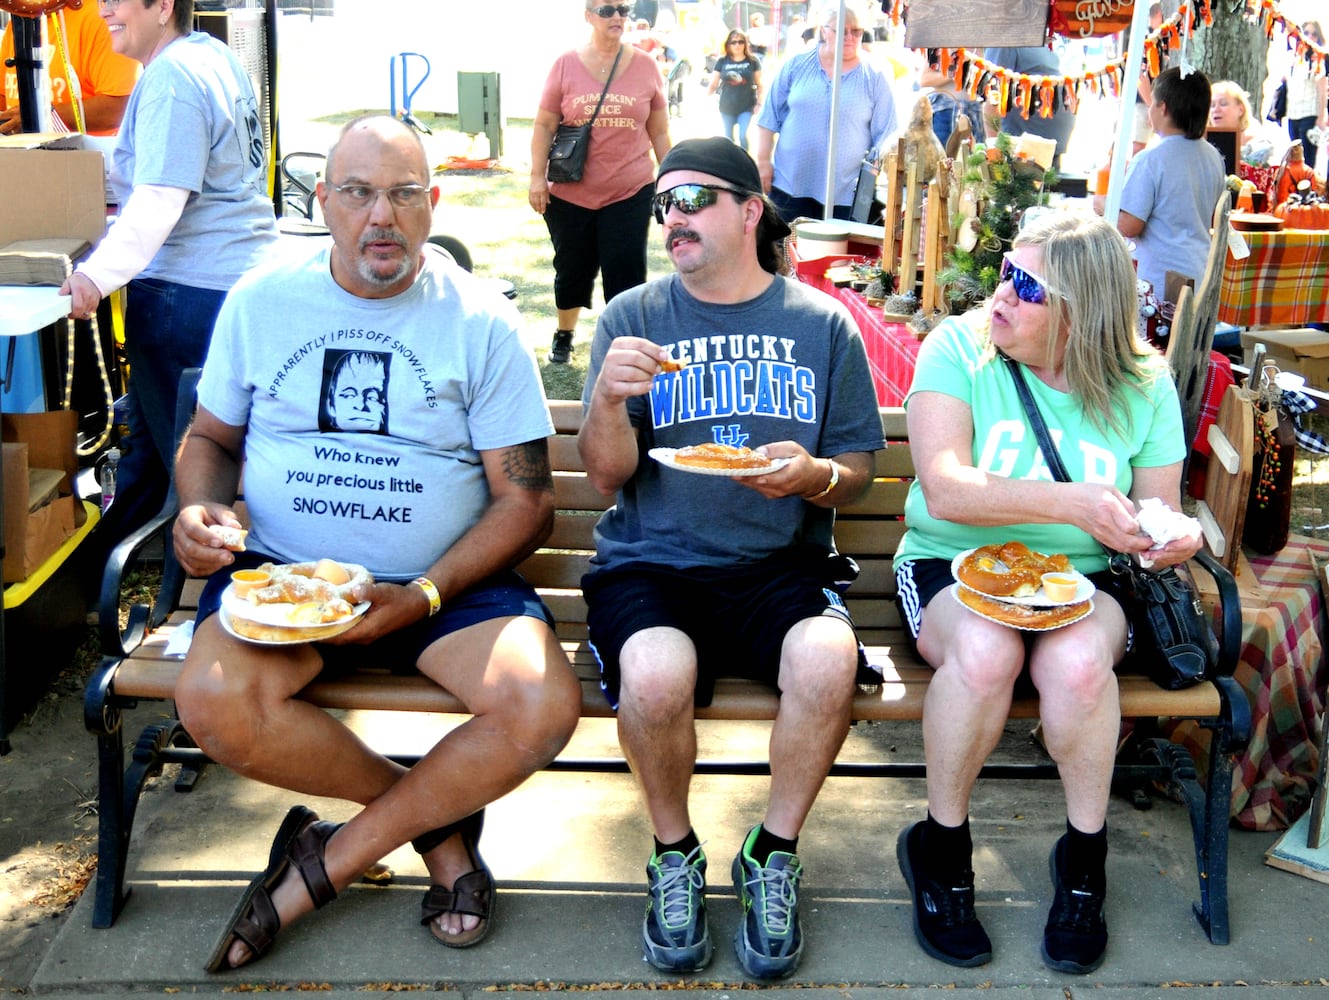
[502,440,554,491]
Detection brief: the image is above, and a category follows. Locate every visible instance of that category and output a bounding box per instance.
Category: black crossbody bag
[546,47,622,184]
[1003,356,1215,690]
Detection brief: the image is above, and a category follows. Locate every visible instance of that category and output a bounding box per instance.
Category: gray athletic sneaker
[642,845,712,972]
[731,825,804,979]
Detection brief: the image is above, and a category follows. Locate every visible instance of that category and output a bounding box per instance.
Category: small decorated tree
[939,133,1055,313]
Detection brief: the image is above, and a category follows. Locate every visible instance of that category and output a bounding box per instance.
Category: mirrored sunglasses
[590,4,633,17]
[999,254,1053,305]
[651,183,746,224]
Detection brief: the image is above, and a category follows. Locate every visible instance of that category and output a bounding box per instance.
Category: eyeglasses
[96,0,126,9]
[330,182,430,210]
[728,38,744,44]
[999,254,1055,305]
[651,183,746,223]
[589,4,633,17]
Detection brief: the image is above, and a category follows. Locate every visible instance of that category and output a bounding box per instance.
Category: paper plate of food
[951,584,1093,632]
[950,543,1095,607]
[649,444,791,478]
[221,558,372,645]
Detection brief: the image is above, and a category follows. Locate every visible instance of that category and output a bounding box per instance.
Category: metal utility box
[457,72,502,159]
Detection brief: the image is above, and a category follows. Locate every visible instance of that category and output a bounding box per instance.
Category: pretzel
[956,541,1072,598]
[957,586,1090,630]
[247,559,373,606]
[673,443,771,470]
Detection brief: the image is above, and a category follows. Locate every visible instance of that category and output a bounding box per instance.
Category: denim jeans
[1287,116,1320,170]
[721,110,754,150]
[90,278,227,575]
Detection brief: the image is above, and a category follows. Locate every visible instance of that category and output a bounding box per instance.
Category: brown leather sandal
[417,810,494,949]
[203,805,341,972]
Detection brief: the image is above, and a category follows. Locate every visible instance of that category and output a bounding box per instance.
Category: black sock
[750,824,798,865]
[655,830,700,859]
[1062,820,1107,893]
[923,813,973,882]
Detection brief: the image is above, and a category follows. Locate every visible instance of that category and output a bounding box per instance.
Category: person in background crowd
[0,1,137,135]
[529,0,672,366]
[920,48,984,149]
[707,29,762,151]
[747,12,771,56]
[1284,20,1327,171]
[60,0,276,598]
[893,211,1200,976]
[1210,79,1288,167]
[1131,2,1165,154]
[578,137,884,980]
[982,45,1077,170]
[1117,67,1224,298]
[753,1,897,222]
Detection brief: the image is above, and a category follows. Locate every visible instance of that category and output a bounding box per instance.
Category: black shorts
[583,546,865,709]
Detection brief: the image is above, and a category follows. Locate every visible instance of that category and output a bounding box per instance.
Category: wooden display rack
[878,137,958,319]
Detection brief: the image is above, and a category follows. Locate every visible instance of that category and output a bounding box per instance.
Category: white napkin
[162,619,195,658]
[1135,497,1202,568]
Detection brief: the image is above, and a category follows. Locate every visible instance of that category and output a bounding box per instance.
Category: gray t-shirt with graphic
[582,273,884,571]
[198,245,553,581]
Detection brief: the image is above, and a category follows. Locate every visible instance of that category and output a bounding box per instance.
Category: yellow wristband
[412,576,442,617]
[809,460,839,500]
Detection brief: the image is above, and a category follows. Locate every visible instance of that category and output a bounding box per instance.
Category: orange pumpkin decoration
[1274,180,1329,230]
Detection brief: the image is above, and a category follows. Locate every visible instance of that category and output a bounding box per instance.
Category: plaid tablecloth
[1219,229,1329,329]
[1168,537,1328,831]
[796,272,922,407]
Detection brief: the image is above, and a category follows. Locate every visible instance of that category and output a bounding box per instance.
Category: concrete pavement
[26,714,1329,997]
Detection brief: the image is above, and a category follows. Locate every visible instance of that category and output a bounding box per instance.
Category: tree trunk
[1190,4,1270,111]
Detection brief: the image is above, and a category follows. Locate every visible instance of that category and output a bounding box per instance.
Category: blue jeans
[720,110,754,150]
[90,278,227,575]
[1287,116,1320,169]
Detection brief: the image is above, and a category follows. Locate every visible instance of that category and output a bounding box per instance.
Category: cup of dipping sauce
[1040,573,1079,603]
[231,568,271,598]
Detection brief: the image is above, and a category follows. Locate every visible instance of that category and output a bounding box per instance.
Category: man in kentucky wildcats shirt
[577,137,883,980]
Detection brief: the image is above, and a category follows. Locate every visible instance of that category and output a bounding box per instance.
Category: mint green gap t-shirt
[892,314,1186,575]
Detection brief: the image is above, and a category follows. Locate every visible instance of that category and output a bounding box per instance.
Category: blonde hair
[1210,80,1252,133]
[1010,212,1163,436]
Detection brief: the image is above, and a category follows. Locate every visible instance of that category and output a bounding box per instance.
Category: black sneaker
[1041,835,1108,974]
[548,330,574,364]
[896,822,992,967]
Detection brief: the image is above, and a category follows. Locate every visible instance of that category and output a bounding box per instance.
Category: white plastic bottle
[98,448,120,512]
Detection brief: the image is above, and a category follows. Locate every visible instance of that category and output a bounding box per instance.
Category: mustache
[358,228,407,251]
[665,229,702,251]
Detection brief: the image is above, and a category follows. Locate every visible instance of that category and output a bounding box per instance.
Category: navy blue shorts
[198,551,554,675]
[583,546,865,710]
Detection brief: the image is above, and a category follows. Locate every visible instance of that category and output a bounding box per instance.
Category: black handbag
[546,48,621,184]
[1266,77,1288,124]
[1003,356,1215,690]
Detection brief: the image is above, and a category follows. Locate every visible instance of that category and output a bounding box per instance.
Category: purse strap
[582,46,623,130]
[1002,354,1072,483]
[1002,354,1132,570]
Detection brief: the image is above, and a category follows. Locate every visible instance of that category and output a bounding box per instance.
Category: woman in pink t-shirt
[529,2,672,364]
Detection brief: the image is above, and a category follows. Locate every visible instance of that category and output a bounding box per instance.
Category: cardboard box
[0,134,106,248]
[2,410,85,584]
[1238,328,1329,392]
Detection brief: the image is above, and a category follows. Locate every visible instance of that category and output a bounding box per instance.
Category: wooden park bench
[84,377,1251,947]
